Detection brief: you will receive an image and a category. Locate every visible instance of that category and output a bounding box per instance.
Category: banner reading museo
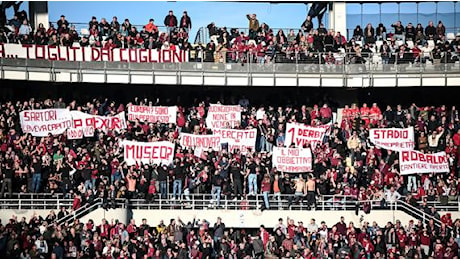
[121,140,175,166]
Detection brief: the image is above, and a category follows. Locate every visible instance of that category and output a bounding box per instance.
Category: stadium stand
[0,5,460,260]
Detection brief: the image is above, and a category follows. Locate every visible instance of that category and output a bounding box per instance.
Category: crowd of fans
[1,8,460,65]
[1,213,459,259]
[0,97,459,216]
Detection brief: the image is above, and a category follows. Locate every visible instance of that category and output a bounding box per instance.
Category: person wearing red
[319,103,332,124]
[360,103,371,128]
[310,105,320,124]
[99,218,110,239]
[397,227,408,253]
[259,225,270,249]
[126,219,137,237]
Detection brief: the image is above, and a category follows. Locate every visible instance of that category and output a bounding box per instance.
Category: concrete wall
[0,207,448,228]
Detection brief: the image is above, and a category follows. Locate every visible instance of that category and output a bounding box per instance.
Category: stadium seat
[446,33,455,41]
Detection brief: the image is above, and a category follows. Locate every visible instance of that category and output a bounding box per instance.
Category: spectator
[246,13,259,40]
[164,10,178,36]
[179,11,192,32]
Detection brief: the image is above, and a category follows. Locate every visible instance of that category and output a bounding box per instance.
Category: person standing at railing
[246,14,259,40]
[180,11,192,33]
[0,160,13,199]
[164,10,178,37]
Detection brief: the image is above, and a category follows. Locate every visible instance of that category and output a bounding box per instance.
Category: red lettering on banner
[100,48,112,61]
[128,48,137,62]
[48,45,57,61]
[0,43,4,58]
[35,45,46,59]
[22,44,33,59]
[73,119,82,128]
[70,47,79,61]
[162,50,171,63]
[139,49,148,63]
[81,47,86,62]
[85,118,95,127]
[173,50,182,62]
[119,48,128,62]
[112,118,121,129]
[91,47,100,61]
[57,46,66,61]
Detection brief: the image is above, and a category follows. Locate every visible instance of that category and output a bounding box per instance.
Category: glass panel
[381,3,399,33]
[362,3,379,29]
[418,2,437,28]
[346,3,362,39]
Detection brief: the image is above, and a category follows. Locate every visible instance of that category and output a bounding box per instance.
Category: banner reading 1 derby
[212,128,256,153]
[20,109,72,137]
[272,147,313,173]
[399,150,449,175]
[127,105,177,124]
[121,140,175,166]
[0,43,188,62]
[284,123,329,147]
[206,104,241,129]
[179,133,221,150]
[369,127,414,151]
[70,111,127,137]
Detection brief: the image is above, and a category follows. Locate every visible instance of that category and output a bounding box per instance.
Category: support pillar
[329,2,347,38]
[29,1,48,30]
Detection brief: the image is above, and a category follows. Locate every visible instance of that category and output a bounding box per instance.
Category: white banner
[272,147,313,173]
[67,128,84,140]
[70,111,127,137]
[212,128,256,154]
[127,105,177,124]
[206,104,241,129]
[179,133,221,150]
[0,43,188,62]
[284,123,329,148]
[121,140,175,166]
[20,109,72,137]
[399,150,449,175]
[369,127,415,151]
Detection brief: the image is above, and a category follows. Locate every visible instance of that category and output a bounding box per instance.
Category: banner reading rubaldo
[369,127,414,151]
[0,43,188,63]
[179,133,221,150]
[70,111,127,137]
[284,123,329,148]
[127,105,177,124]
[212,128,256,154]
[206,104,241,129]
[20,109,73,137]
[121,140,175,166]
[272,147,313,173]
[399,150,449,175]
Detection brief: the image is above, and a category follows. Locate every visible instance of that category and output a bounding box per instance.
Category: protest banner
[272,147,313,173]
[0,43,188,62]
[212,128,256,154]
[121,140,175,166]
[67,128,84,140]
[127,105,177,124]
[399,150,449,175]
[20,109,72,137]
[369,127,415,151]
[70,111,127,137]
[179,133,221,150]
[205,104,241,129]
[284,123,329,148]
